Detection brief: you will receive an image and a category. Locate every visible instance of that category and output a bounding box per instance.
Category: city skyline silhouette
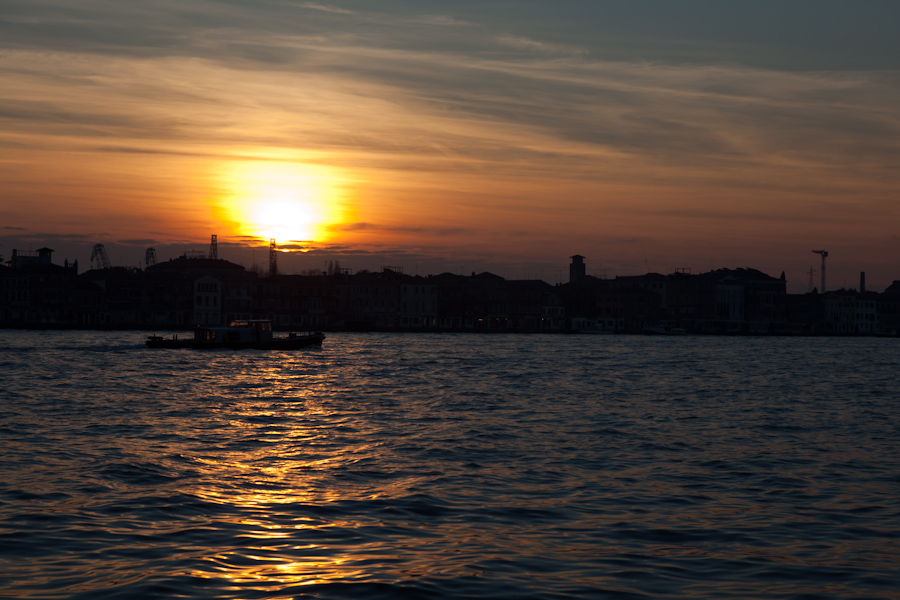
[2,2,899,295]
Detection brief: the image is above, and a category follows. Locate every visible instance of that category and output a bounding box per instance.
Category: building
[1,244,896,335]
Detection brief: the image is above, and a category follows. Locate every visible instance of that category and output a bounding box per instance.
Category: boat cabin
[193,319,274,343]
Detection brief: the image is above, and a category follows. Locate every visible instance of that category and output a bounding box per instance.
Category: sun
[254,198,315,241]
[212,158,350,245]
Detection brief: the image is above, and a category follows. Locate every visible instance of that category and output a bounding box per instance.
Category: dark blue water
[1,331,898,599]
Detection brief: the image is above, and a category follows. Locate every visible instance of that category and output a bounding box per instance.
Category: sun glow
[213,159,352,246]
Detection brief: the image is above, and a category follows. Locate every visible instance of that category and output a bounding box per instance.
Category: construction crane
[91,243,112,270]
[145,247,157,267]
[209,234,218,260]
[269,238,278,277]
[812,250,828,292]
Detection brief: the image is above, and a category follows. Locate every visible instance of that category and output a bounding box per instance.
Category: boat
[146,320,325,350]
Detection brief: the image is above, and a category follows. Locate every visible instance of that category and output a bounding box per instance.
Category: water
[1,331,898,599]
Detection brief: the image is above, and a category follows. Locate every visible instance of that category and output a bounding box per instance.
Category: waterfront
[1,331,898,599]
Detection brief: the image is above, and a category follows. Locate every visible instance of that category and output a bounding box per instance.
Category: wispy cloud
[407,14,471,27]
[332,222,472,237]
[300,3,355,15]
[117,238,159,245]
[495,34,587,56]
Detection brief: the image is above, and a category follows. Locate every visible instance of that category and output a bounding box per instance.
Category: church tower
[569,255,586,282]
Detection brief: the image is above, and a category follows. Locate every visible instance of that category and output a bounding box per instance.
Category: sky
[1,0,899,290]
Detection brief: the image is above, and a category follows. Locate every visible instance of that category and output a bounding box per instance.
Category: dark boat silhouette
[146,319,324,349]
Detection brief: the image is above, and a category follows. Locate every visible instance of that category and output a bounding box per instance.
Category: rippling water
[1,331,898,599]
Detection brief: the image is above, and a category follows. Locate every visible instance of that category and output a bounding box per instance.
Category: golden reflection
[211,157,354,245]
[184,400,397,590]
[205,557,361,589]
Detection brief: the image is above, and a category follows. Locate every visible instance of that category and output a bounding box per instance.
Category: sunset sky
[2,1,899,290]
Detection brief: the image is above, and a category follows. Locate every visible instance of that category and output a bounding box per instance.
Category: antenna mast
[812,250,828,292]
[209,234,218,260]
[269,238,278,277]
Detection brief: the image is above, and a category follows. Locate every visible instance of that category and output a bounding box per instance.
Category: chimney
[860,271,866,294]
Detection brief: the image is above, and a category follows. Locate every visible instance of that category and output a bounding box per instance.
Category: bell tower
[569,255,586,282]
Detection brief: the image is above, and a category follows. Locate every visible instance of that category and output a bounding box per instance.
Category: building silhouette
[2,247,899,335]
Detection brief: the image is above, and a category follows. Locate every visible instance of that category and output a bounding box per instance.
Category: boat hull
[146,333,325,350]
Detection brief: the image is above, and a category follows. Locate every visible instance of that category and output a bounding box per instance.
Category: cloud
[3,27,898,189]
[0,99,144,132]
[87,145,216,157]
[407,15,471,27]
[332,222,472,237]
[117,238,159,245]
[334,222,373,232]
[495,34,587,56]
[300,3,355,15]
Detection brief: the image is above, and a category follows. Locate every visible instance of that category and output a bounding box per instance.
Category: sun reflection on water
[182,385,383,591]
